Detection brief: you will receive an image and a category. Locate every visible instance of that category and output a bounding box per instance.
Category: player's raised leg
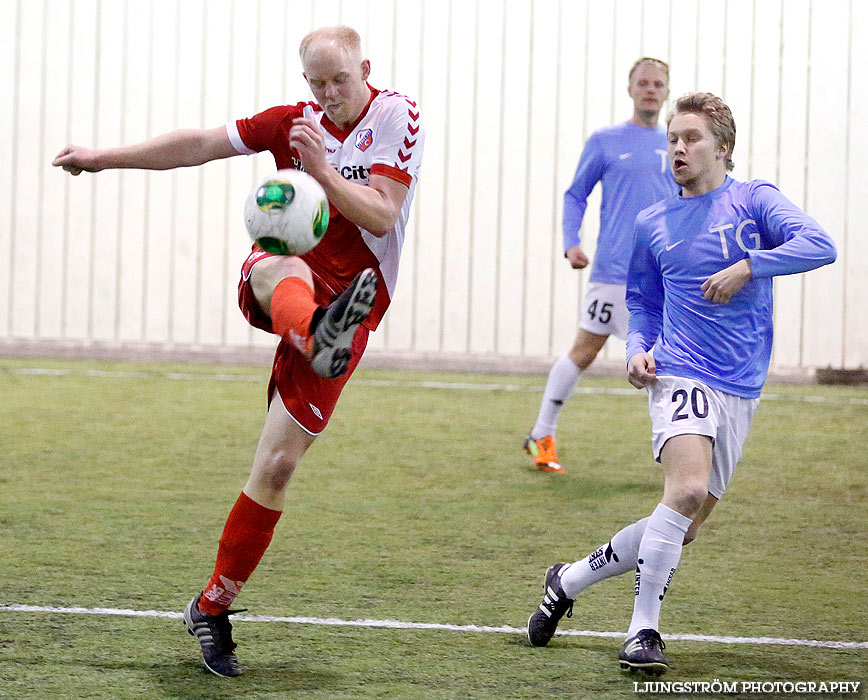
[310,268,377,380]
[250,254,320,355]
[527,516,649,646]
[184,393,316,676]
[249,255,377,380]
[525,329,608,473]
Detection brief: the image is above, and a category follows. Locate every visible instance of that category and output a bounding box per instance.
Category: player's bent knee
[249,256,314,315]
[256,452,299,494]
[668,485,708,519]
[570,346,600,370]
[569,331,608,370]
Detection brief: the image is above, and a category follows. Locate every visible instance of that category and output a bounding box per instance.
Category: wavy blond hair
[667,92,736,171]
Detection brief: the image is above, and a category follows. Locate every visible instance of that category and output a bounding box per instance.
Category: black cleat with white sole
[527,562,574,647]
[618,628,670,676]
[311,268,378,379]
[183,594,245,677]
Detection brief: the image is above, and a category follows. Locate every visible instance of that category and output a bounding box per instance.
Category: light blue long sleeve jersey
[563,121,677,284]
[626,177,837,398]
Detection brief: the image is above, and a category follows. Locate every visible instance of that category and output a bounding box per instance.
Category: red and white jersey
[226,85,425,330]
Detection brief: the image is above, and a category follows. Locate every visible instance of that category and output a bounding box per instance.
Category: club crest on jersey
[355,128,373,152]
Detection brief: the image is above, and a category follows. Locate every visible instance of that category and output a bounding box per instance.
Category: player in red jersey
[53,26,425,677]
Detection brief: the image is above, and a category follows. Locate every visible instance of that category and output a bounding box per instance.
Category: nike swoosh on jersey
[665,240,684,251]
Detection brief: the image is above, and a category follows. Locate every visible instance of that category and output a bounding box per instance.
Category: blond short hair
[667,92,737,171]
[299,26,362,63]
[628,57,669,83]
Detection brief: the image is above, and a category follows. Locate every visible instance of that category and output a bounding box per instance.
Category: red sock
[198,492,282,615]
[270,276,319,356]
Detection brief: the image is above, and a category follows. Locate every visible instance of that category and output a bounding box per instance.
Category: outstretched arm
[52,126,238,175]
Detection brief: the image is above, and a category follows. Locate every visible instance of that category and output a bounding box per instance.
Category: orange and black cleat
[524,434,565,473]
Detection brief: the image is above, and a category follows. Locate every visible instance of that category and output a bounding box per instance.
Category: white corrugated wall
[1,0,865,371]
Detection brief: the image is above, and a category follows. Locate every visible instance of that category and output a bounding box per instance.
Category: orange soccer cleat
[524,434,565,473]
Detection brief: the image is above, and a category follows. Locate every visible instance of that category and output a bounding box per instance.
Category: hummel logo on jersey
[355,128,374,151]
[309,403,323,420]
[665,240,684,251]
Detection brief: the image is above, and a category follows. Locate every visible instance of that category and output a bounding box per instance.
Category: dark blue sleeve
[625,214,664,362]
[747,182,837,278]
[562,133,606,252]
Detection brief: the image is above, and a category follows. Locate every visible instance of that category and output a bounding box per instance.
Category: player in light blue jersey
[527,93,836,675]
[525,58,677,473]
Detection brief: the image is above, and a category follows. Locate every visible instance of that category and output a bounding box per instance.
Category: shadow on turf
[524,469,660,496]
[510,635,614,652]
[7,655,342,699]
[511,635,822,682]
[665,644,838,682]
[153,660,342,698]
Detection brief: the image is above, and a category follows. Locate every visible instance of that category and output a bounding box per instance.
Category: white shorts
[579,282,629,339]
[647,376,760,499]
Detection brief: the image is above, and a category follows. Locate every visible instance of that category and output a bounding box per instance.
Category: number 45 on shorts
[587,299,613,324]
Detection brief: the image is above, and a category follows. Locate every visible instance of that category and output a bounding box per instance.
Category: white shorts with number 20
[647,376,760,499]
[579,282,629,339]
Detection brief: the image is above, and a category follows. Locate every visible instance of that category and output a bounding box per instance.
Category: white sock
[627,503,692,637]
[531,355,581,439]
[560,517,649,599]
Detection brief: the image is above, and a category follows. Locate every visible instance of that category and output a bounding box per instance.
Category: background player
[53,26,425,677]
[524,58,677,473]
[526,92,836,674]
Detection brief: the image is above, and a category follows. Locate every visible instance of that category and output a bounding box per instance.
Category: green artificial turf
[0,358,865,699]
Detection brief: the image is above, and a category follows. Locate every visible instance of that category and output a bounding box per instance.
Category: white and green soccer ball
[244,169,329,255]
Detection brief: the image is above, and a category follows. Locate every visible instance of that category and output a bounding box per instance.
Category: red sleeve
[234,102,313,154]
[370,163,413,187]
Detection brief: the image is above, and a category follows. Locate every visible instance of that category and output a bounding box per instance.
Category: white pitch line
[4,367,868,406]
[1,604,866,650]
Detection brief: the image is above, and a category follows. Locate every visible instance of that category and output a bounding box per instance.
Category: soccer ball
[243,169,330,255]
